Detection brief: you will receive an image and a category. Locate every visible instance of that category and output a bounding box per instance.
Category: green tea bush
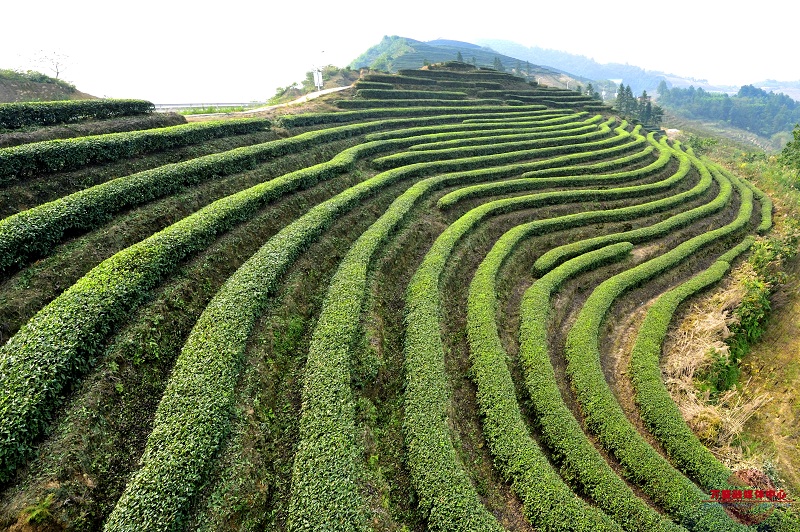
[372,122,632,170]
[105,149,472,532]
[0,124,463,485]
[0,99,154,129]
[562,168,754,530]
[0,118,271,184]
[276,105,549,127]
[355,89,468,100]
[336,98,504,109]
[470,236,681,531]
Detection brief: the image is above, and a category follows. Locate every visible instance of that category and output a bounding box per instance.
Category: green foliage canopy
[614,85,663,126]
[659,84,800,137]
[779,124,800,170]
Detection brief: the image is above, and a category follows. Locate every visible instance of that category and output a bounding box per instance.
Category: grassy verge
[661,127,800,498]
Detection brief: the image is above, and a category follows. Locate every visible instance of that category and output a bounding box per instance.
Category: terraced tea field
[0,69,797,531]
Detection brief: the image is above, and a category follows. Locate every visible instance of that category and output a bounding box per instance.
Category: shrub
[372,121,633,170]
[106,145,480,531]
[562,164,755,530]
[355,89,468,100]
[0,99,154,129]
[0,118,271,184]
[471,235,678,530]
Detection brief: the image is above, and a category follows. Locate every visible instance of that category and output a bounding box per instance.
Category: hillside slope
[0,65,795,531]
[350,36,590,88]
[0,70,95,103]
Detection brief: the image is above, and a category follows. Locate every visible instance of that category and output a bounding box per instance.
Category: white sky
[2,0,797,103]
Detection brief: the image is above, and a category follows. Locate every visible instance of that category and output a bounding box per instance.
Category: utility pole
[312,50,325,91]
[313,69,323,91]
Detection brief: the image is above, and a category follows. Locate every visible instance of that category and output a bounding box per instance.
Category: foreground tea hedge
[0,99,154,129]
[470,238,677,531]
[0,118,271,184]
[1,67,785,531]
[563,169,754,531]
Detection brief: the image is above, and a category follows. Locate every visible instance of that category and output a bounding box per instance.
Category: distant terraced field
[0,70,797,531]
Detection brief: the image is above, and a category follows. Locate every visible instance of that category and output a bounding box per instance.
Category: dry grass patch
[662,262,772,466]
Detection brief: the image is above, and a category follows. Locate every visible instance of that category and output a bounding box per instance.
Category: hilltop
[351,36,738,97]
[349,35,591,89]
[0,69,95,103]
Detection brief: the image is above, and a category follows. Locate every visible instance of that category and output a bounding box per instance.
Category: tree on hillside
[34,51,69,80]
[639,91,652,125]
[656,83,800,137]
[650,104,664,126]
[656,80,669,100]
[618,85,636,114]
[585,83,601,100]
[456,51,464,62]
[738,84,769,99]
[616,82,626,109]
[493,57,505,72]
[615,83,636,115]
[779,124,800,171]
[526,61,531,77]
[614,85,663,126]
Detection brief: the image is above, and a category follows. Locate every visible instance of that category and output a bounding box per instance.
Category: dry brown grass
[662,263,771,467]
[658,129,800,494]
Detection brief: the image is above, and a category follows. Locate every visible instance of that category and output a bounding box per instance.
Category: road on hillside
[240,85,353,113]
[179,85,354,119]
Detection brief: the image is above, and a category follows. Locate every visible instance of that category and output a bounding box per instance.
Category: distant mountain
[349,36,592,89]
[349,36,800,109]
[753,80,800,103]
[478,39,800,102]
[657,74,737,94]
[425,39,484,50]
[476,39,669,94]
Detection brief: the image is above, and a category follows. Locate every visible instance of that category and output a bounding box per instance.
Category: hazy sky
[3,0,797,103]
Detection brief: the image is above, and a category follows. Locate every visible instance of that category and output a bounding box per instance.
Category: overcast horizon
[3,0,798,103]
